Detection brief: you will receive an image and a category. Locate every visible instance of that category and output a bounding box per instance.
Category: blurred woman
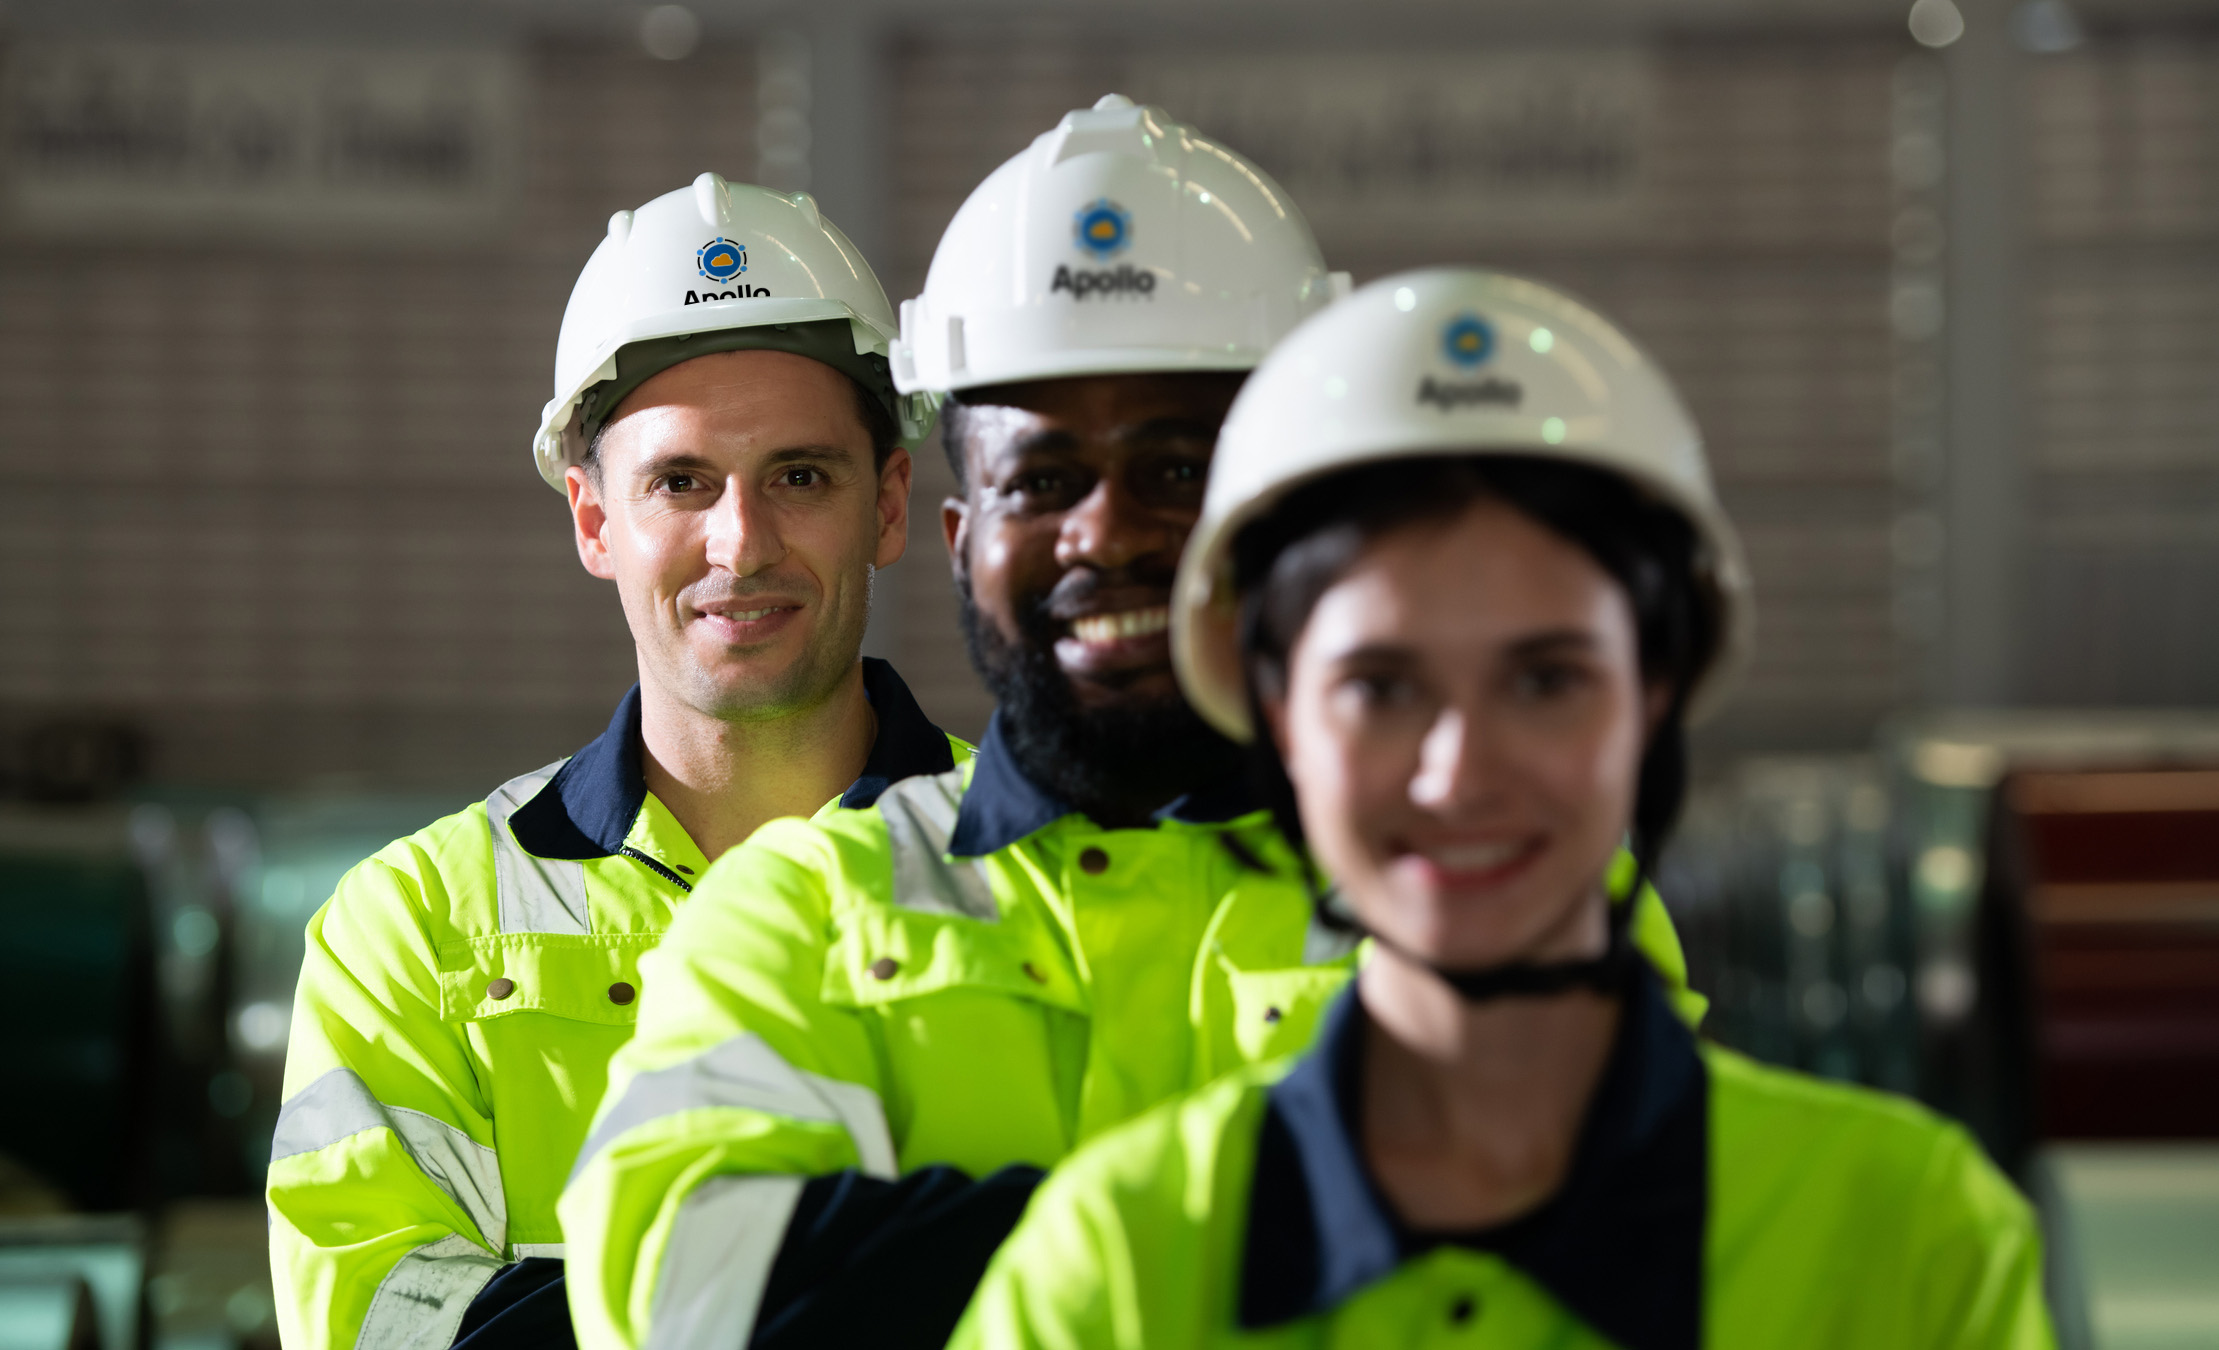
[949,268,2052,1349]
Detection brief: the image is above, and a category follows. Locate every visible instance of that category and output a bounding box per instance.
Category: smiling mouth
[1418,838,1540,873]
[1067,605,1170,646]
[713,606,788,622]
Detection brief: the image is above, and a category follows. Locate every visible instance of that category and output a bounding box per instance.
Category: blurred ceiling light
[2011,0,2085,52]
[1908,0,1966,48]
[640,5,702,61]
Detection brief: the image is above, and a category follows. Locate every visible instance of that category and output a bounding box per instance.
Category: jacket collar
[946,708,1257,858]
[1239,965,1707,1350]
[508,657,955,860]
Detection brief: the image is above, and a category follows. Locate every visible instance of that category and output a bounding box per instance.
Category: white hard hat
[1173,266,1754,740]
[532,172,935,490]
[892,94,1348,395]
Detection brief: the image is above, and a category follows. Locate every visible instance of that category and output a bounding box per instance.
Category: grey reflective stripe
[273,1068,509,1252]
[354,1234,502,1350]
[877,768,998,922]
[643,1174,804,1350]
[573,1033,897,1183]
[510,1242,565,1260]
[1303,890,1364,965]
[487,760,591,936]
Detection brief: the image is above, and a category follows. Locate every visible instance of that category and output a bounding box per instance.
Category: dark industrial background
[0,1,2213,1346]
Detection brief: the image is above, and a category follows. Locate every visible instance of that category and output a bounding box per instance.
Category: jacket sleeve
[750,1164,1043,1347]
[1911,1129,2057,1350]
[268,848,510,1350]
[947,1093,1227,1350]
[558,822,912,1350]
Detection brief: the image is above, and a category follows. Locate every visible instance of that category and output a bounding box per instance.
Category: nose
[704,476,787,578]
[1408,707,1491,814]
[1054,477,1176,573]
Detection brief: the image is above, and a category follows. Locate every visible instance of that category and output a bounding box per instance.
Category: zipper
[621,845,693,893]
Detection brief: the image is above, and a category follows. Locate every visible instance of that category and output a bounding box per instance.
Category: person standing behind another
[268,176,965,1350]
[952,268,2052,1349]
[562,102,1702,1350]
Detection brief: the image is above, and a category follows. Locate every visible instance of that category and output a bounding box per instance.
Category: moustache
[1018,562,1180,633]
[680,569,814,609]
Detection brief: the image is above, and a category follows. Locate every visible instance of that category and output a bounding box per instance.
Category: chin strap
[1352,865,1645,1005]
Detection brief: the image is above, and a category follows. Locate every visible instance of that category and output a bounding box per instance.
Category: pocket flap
[822,905,1082,1015]
[437,933,661,1025]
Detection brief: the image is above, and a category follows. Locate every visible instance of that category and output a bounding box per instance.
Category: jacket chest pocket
[821,905,1088,1170]
[437,933,660,1025]
[1222,964,1353,1066]
[820,904,1084,1017]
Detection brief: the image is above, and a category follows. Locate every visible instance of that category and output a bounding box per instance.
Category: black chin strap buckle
[1431,885,1641,1004]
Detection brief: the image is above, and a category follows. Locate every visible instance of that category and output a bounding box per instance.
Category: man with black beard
[560,97,1699,1350]
[943,375,1247,824]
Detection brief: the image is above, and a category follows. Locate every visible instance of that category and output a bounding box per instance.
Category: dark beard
[958,577,1243,828]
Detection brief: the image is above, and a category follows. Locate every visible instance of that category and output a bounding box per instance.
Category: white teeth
[1070,606,1170,645]
[1427,840,1525,871]
[725,607,777,621]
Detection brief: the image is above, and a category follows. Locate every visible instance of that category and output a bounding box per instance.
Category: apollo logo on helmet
[1419,313,1522,410]
[686,235,773,303]
[1051,198,1157,301]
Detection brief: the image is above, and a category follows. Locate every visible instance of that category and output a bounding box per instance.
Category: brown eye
[1512,661,1588,701]
[1010,466,1087,511]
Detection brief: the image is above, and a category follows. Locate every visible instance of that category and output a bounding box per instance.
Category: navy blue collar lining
[508,658,954,860]
[945,709,1257,858]
[1239,967,1707,1350]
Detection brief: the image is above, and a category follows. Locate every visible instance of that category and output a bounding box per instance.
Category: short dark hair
[1231,454,1718,871]
[582,369,901,488]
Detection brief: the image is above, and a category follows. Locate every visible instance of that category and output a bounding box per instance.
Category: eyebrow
[1116,415,1220,446]
[1504,629,1602,658]
[1331,627,1600,667]
[630,443,857,481]
[991,416,1220,468]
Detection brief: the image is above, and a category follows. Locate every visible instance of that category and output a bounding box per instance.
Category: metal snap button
[1022,961,1046,984]
[870,957,900,980]
[1448,1293,1478,1325]
[1263,1005,1283,1024]
[1079,847,1110,875]
[608,981,636,1006]
[486,978,516,1000]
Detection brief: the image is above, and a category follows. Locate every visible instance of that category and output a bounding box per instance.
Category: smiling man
[561,98,1343,1350]
[558,102,1698,1350]
[267,176,963,1350]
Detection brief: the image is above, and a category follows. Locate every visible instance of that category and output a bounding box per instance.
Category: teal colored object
[0,838,149,1211]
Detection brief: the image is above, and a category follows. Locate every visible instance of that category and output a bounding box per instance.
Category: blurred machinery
[1665,711,2219,1350]
[0,738,448,1350]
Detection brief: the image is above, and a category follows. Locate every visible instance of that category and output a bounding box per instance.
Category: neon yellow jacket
[559,716,1702,1350]
[952,969,2053,1350]
[268,663,961,1350]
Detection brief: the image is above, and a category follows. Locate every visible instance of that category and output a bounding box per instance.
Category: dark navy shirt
[1240,966,1710,1350]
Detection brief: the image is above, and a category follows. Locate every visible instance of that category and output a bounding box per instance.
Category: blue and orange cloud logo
[1073,200,1131,260]
[1442,314,1495,368]
[698,238,747,283]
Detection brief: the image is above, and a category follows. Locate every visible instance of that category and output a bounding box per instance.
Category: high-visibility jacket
[558,713,1704,1350]
[267,659,962,1350]
[951,966,2054,1350]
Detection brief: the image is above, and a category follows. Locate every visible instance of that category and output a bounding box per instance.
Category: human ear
[567,464,617,581]
[941,496,969,582]
[874,447,913,569]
